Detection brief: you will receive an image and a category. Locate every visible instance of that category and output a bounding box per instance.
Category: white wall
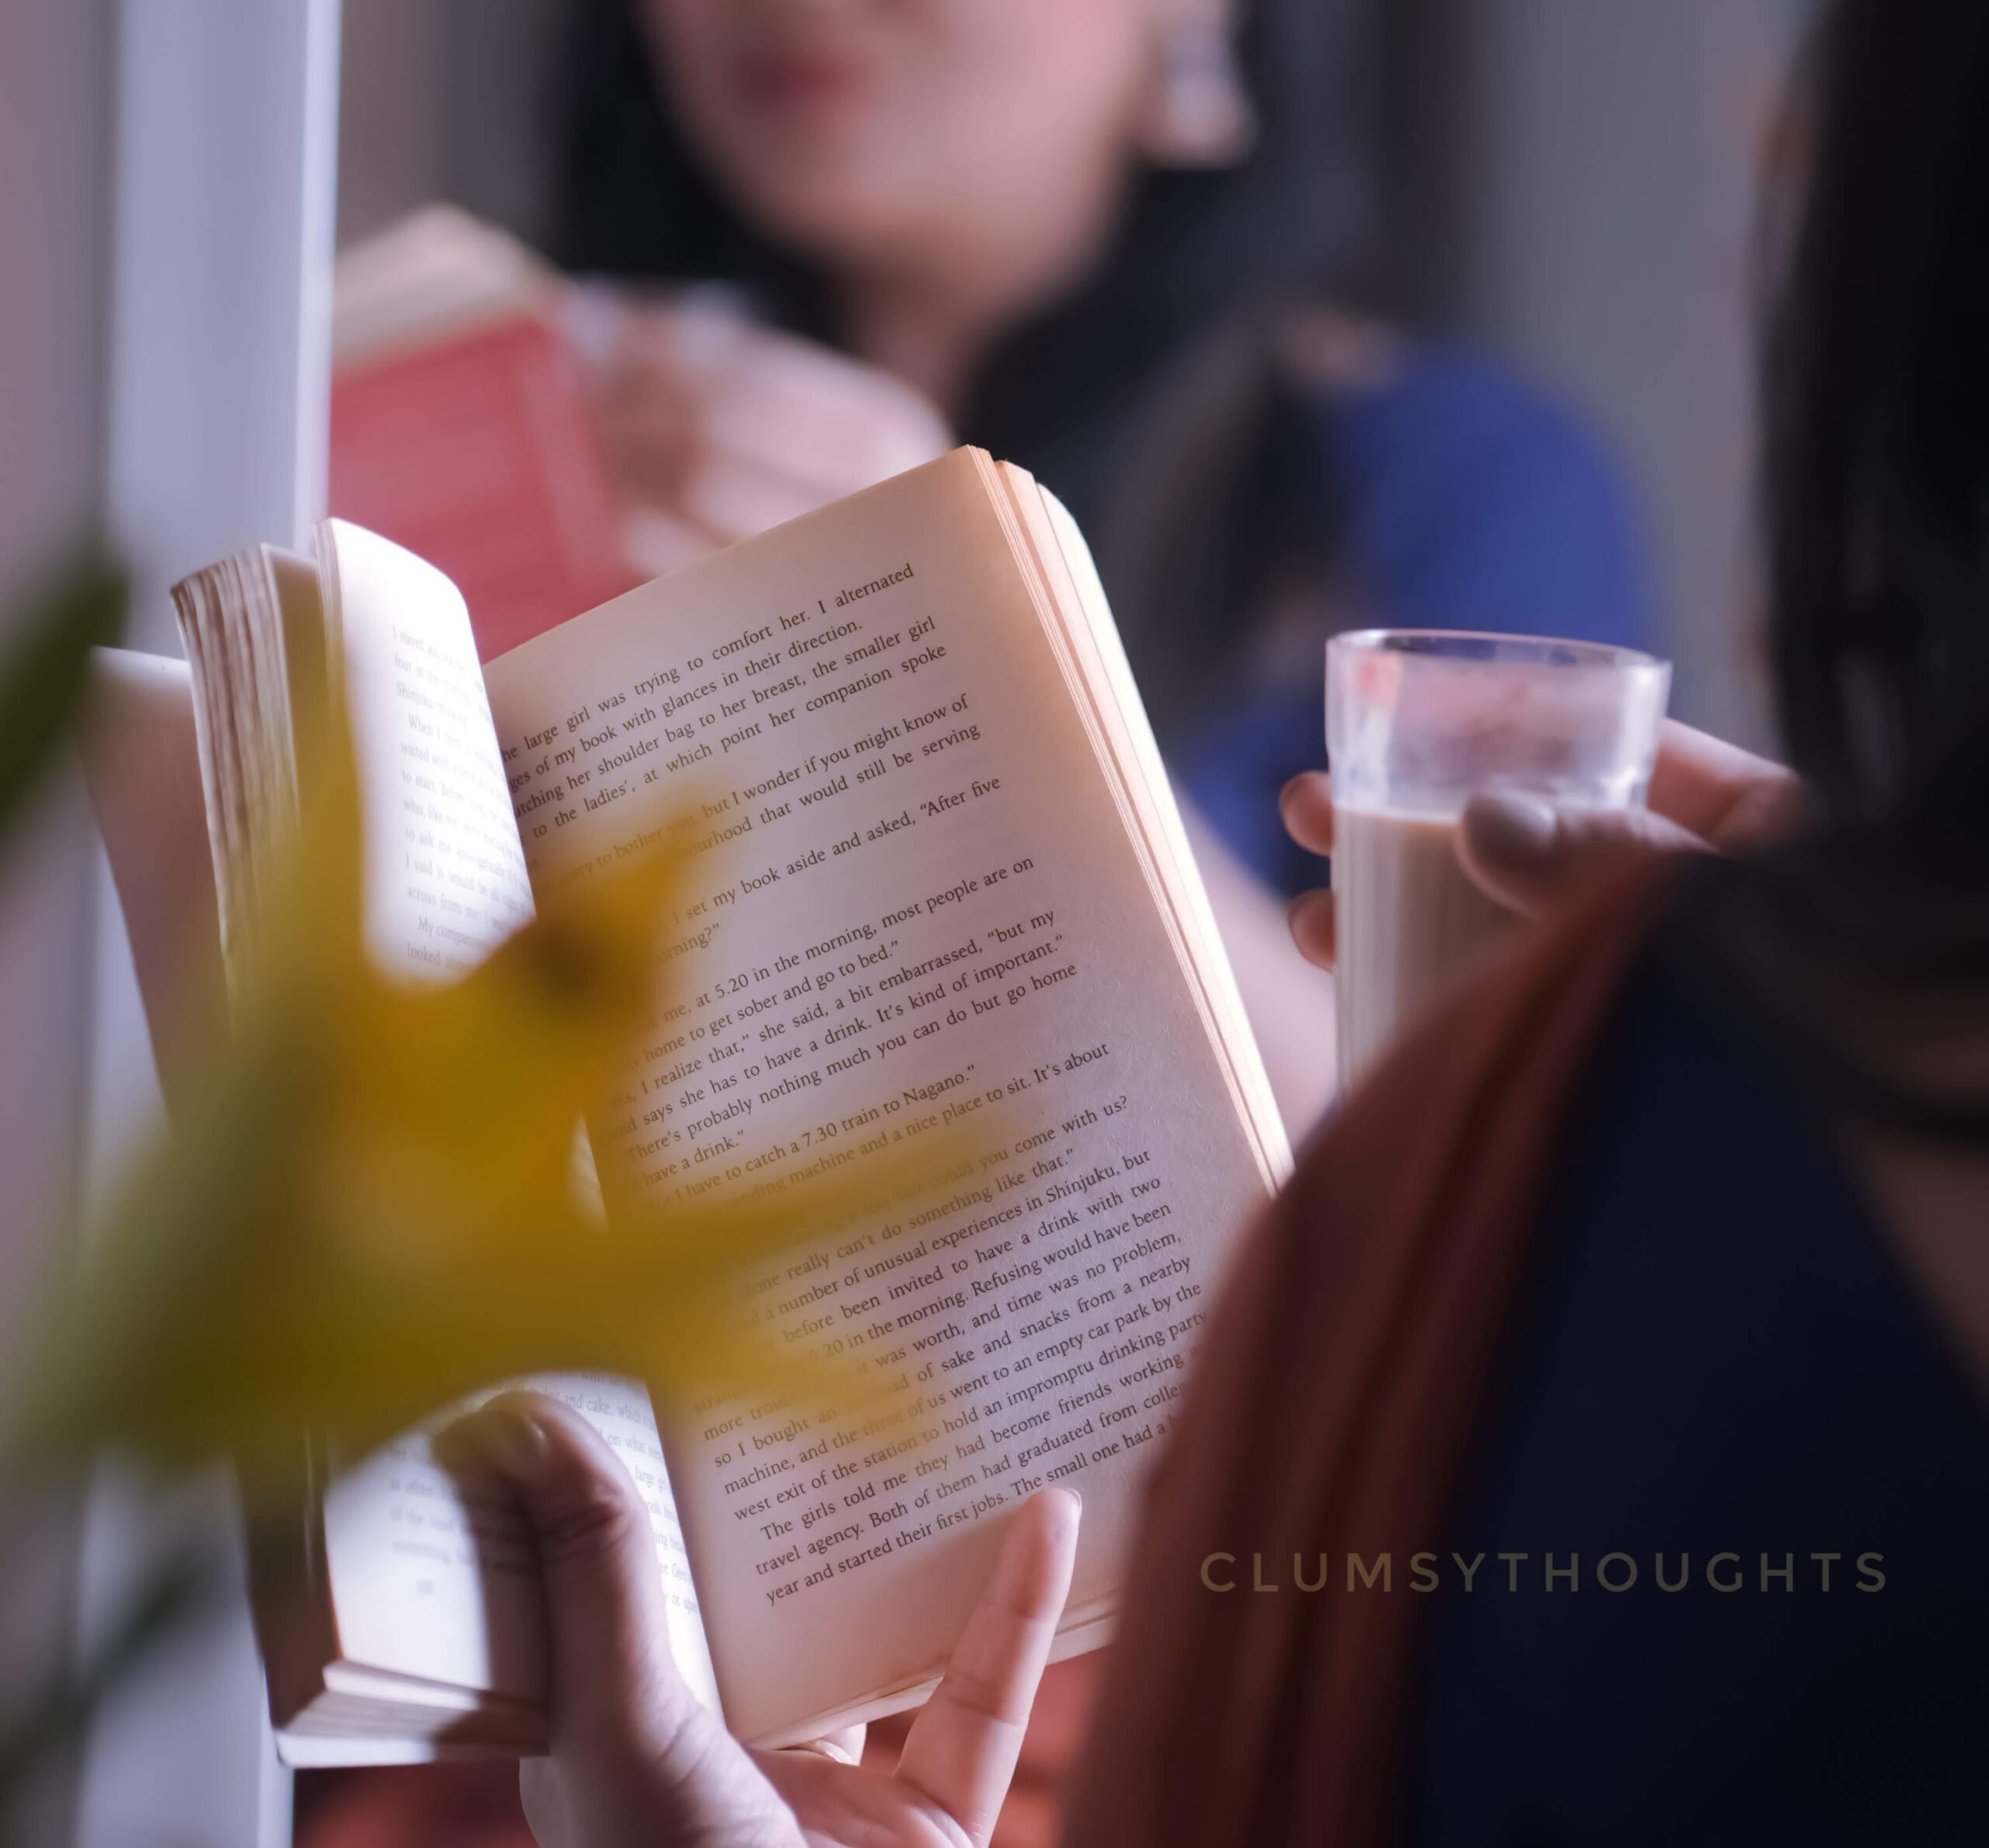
[1430,0,1818,747]
[0,0,109,1356]
[338,0,565,247]
[0,0,114,1829]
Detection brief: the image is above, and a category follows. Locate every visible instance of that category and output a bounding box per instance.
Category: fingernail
[439,1404,545,1478]
[1054,1486,1082,1517]
[480,1405,548,1474]
[1465,792,1558,865]
[1287,889,1336,945]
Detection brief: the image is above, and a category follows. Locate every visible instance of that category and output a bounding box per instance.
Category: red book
[329,211,636,661]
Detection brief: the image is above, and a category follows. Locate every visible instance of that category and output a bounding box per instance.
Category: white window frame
[73,6,341,1846]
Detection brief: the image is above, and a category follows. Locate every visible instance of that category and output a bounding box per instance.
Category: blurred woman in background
[552,0,1654,903]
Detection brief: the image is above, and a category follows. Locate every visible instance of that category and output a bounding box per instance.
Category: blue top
[1173,349,1656,895]
[1409,930,1989,1843]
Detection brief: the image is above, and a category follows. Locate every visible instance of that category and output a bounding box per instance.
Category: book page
[311,524,717,1713]
[480,451,1274,1743]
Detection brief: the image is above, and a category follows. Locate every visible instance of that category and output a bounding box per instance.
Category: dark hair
[1764,0,1989,819]
[550,0,1385,733]
[1688,0,1989,1143]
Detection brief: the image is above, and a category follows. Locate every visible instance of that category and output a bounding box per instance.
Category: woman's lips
[733,50,866,113]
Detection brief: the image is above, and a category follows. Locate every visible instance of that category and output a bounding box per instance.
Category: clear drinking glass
[1325,629,1670,1089]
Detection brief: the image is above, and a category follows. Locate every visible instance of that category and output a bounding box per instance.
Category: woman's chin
[732,171,949,274]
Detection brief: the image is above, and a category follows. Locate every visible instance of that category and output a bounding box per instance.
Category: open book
[166,448,1288,1763]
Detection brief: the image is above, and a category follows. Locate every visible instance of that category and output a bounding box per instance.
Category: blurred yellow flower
[9,711,959,1502]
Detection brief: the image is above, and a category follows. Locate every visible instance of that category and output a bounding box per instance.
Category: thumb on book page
[437,1393,795,1847]
[437,1393,687,1738]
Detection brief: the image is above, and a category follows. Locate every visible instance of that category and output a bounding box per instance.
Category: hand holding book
[574,288,951,578]
[329,210,949,653]
[441,1390,1081,1848]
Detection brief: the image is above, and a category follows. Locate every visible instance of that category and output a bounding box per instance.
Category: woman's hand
[1280,718,1806,969]
[438,1391,1080,1848]
[574,295,953,579]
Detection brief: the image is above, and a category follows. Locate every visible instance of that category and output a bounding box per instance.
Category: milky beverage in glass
[1325,632,1669,1090]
